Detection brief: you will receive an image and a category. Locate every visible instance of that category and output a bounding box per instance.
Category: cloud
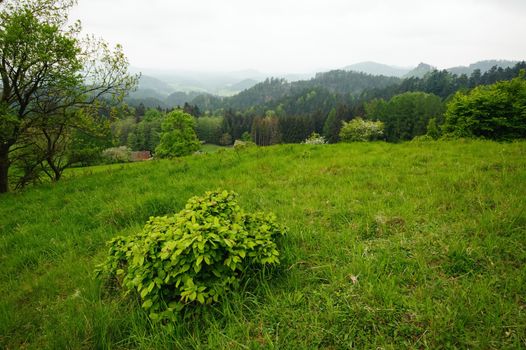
[70,0,526,72]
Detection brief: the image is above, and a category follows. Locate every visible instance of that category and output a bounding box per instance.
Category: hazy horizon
[70,0,526,74]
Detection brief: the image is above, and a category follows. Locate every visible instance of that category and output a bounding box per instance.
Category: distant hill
[404,63,435,78]
[165,91,204,107]
[130,68,266,96]
[228,78,260,92]
[344,61,411,77]
[133,75,174,96]
[128,75,174,106]
[194,70,401,111]
[447,60,518,76]
[124,60,524,110]
[343,60,520,79]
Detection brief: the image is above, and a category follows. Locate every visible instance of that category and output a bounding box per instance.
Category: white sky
[70,0,526,74]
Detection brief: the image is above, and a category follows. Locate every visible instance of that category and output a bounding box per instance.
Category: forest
[104,61,526,162]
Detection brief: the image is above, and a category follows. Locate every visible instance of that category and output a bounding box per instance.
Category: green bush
[95,190,286,321]
[411,135,434,143]
[101,146,132,163]
[339,118,384,142]
[233,139,256,150]
[303,132,327,145]
[219,132,233,146]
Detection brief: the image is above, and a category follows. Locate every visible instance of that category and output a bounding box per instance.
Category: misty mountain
[198,70,401,111]
[344,61,412,77]
[130,68,266,96]
[126,72,261,108]
[447,60,518,76]
[132,75,173,96]
[165,91,204,107]
[125,59,524,111]
[343,60,519,80]
[228,79,260,92]
[403,63,436,78]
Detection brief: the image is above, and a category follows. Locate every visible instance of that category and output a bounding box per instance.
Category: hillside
[403,62,435,78]
[205,70,401,112]
[344,61,412,77]
[125,60,523,110]
[1,141,525,349]
[447,59,518,76]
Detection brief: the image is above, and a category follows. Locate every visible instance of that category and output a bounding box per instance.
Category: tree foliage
[323,105,351,143]
[195,116,223,144]
[251,115,280,146]
[442,72,526,139]
[0,0,137,192]
[155,110,200,158]
[279,115,315,143]
[365,92,444,142]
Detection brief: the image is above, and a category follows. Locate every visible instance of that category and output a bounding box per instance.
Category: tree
[195,116,223,144]
[323,105,350,143]
[0,0,137,192]
[155,110,200,158]
[365,92,444,142]
[279,115,314,143]
[442,72,526,139]
[182,102,201,117]
[134,102,146,120]
[251,115,280,146]
[426,118,440,139]
[131,108,163,151]
[221,109,254,141]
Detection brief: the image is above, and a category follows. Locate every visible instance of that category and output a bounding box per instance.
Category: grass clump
[95,190,286,322]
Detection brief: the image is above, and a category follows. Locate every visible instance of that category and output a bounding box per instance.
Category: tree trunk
[46,157,62,182]
[0,144,10,193]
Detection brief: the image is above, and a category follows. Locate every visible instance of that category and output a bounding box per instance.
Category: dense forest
[115,61,526,151]
[24,61,525,181]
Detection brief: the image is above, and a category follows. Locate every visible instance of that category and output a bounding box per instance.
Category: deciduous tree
[155,110,200,157]
[0,0,137,192]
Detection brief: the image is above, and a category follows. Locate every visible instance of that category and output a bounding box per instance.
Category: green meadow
[1,140,525,349]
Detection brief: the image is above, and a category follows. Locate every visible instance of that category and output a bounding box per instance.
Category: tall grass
[1,140,525,349]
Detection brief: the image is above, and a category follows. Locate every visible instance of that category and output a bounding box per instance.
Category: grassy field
[200,143,229,153]
[1,140,525,349]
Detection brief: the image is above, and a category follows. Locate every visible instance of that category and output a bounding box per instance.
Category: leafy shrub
[219,132,233,146]
[233,140,256,150]
[95,190,286,321]
[411,135,434,143]
[303,132,327,145]
[101,146,132,163]
[339,118,384,142]
[426,118,440,140]
[241,131,252,142]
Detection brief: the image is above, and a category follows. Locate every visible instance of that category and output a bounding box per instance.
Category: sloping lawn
[1,140,525,349]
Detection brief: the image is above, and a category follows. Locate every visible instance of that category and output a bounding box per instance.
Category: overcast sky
[70,0,526,74]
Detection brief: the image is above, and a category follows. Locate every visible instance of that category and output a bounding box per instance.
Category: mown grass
[1,140,525,349]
